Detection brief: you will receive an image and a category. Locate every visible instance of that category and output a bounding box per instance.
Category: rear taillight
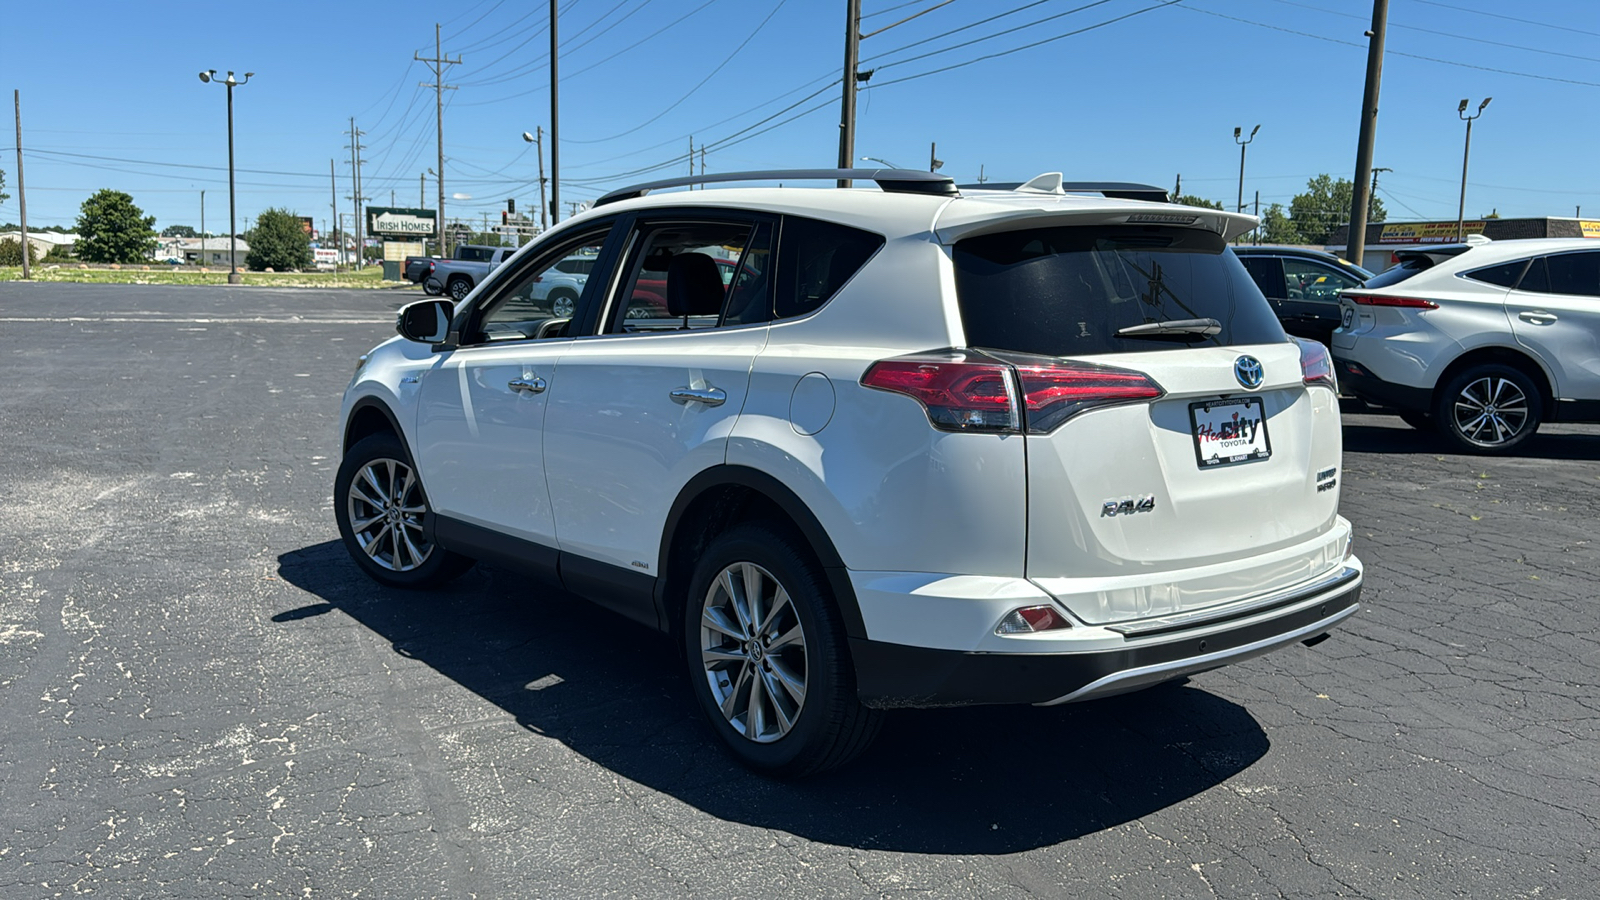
[1295,338,1337,391]
[1013,364,1164,433]
[859,360,1018,433]
[861,355,1163,434]
[1346,292,1437,309]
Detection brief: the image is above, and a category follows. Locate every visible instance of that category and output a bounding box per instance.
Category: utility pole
[200,190,206,265]
[347,118,367,269]
[1173,173,1181,200]
[13,91,27,279]
[1369,166,1392,219]
[1345,0,1389,267]
[535,128,548,231]
[329,160,339,268]
[1234,125,1259,214]
[549,0,561,225]
[419,172,425,209]
[836,0,861,187]
[416,23,460,253]
[689,136,695,179]
[929,141,942,172]
[1254,190,1260,244]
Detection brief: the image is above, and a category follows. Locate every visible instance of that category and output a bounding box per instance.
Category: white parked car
[336,169,1362,776]
[1333,238,1600,453]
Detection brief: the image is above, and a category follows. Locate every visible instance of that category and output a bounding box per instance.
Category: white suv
[336,169,1362,776]
[1333,238,1600,453]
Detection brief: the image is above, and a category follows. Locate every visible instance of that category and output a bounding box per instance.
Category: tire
[447,276,474,302]
[334,432,473,588]
[1397,410,1435,432]
[423,277,444,296]
[683,522,881,777]
[1433,363,1543,454]
[548,289,578,319]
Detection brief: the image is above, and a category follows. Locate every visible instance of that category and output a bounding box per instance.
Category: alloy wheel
[449,279,472,301]
[345,457,434,572]
[699,562,808,743]
[1452,376,1530,446]
[552,295,576,318]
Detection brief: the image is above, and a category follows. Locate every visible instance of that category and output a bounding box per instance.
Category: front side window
[953,225,1285,357]
[1283,259,1363,303]
[466,229,611,343]
[601,219,772,335]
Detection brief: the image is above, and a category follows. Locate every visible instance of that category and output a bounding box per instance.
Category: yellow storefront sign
[1378,221,1486,244]
[1580,221,1600,238]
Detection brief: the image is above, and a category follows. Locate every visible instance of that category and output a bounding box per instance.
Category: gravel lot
[2,282,1596,898]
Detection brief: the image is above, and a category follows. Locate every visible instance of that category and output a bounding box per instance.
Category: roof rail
[956,176,1170,204]
[594,168,959,207]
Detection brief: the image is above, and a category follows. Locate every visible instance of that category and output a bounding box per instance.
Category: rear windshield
[952,225,1285,356]
[1364,256,1433,289]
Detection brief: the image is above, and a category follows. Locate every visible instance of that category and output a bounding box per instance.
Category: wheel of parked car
[422,277,444,296]
[1397,410,1435,433]
[334,433,473,588]
[683,522,881,777]
[447,276,474,302]
[548,289,578,319]
[1433,363,1543,454]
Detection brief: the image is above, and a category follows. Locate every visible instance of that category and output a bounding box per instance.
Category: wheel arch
[655,466,866,644]
[1433,345,1554,414]
[343,396,408,456]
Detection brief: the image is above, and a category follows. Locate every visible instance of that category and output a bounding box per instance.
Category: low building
[176,237,250,268]
[0,231,78,259]
[1327,217,1600,272]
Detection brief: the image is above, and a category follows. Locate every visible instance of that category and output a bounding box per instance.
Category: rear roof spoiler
[956,173,1170,204]
[595,168,959,207]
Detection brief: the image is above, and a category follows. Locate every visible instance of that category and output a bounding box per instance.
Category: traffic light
[507,198,516,214]
[501,211,508,225]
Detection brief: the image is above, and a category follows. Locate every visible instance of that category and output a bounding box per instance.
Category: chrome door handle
[509,377,547,394]
[670,387,726,407]
[1519,311,1558,325]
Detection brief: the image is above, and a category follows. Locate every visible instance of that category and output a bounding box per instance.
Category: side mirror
[396,299,453,344]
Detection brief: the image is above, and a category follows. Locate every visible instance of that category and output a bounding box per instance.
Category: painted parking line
[0,315,391,325]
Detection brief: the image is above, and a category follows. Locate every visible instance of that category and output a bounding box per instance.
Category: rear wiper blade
[1115,318,1222,338]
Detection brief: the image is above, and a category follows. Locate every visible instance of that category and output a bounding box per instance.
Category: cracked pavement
[1,282,1595,898]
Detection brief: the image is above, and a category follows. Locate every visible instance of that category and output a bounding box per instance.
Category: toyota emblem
[1234,356,1264,389]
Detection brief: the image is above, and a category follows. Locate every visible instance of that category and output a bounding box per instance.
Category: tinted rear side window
[952,225,1285,356]
[773,216,885,320]
[1464,259,1528,287]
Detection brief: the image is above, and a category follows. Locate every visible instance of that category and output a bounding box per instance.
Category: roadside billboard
[1378,221,1485,244]
[367,207,438,238]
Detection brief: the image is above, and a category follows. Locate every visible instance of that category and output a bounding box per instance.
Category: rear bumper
[851,565,1361,708]
[1333,358,1432,412]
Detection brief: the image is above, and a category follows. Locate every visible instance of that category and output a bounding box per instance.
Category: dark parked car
[1234,246,1373,345]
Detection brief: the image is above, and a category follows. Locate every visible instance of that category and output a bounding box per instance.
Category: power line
[1264,0,1600,65]
[568,0,790,144]
[866,0,1114,69]
[1408,0,1600,40]
[870,0,1186,88]
[862,0,946,21]
[1183,5,1600,88]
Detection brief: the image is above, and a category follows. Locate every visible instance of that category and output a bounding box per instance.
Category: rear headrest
[666,252,726,317]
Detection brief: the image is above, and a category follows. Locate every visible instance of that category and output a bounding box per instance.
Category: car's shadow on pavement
[276,540,1270,854]
[1341,413,1600,461]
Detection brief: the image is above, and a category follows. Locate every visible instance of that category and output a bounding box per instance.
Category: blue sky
[2,0,1597,233]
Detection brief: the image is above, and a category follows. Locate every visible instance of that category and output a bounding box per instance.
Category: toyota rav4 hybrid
[1333,238,1600,453]
[336,169,1362,776]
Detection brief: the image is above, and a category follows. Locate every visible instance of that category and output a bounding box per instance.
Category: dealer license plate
[1190,397,1272,468]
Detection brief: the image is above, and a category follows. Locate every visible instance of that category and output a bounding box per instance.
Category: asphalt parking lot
[2,282,1596,898]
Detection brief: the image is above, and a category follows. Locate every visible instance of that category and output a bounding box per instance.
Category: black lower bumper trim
[851,581,1360,708]
[1332,360,1431,412]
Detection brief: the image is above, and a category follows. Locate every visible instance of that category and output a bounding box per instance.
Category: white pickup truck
[424,245,519,301]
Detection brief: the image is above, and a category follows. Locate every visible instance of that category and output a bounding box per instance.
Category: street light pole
[1456,98,1491,241]
[1234,125,1259,242]
[200,69,251,284]
[200,190,206,266]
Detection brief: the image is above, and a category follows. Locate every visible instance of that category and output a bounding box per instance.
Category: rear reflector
[862,355,1163,434]
[1346,293,1438,309]
[996,605,1072,634]
[1295,338,1337,392]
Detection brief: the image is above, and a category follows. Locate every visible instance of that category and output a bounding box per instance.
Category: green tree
[1288,175,1386,245]
[161,224,198,238]
[74,189,158,263]
[1,167,10,206]
[245,208,314,271]
[0,237,38,266]
[1174,195,1224,210]
[1260,203,1301,244]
